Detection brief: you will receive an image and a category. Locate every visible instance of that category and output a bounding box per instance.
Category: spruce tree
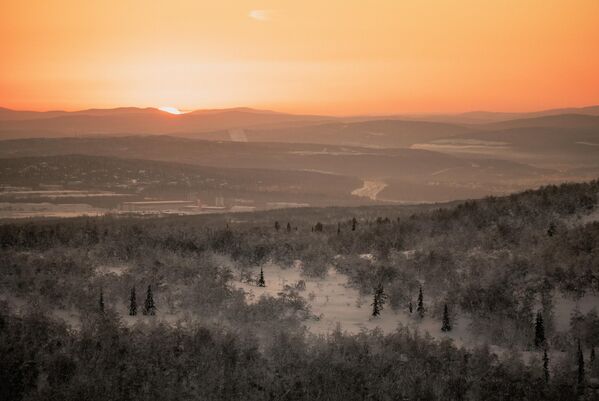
[286,222,291,233]
[408,301,413,314]
[99,289,105,313]
[337,223,341,235]
[143,285,156,316]
[417,286,425,318]
[534,311,545,348]
[591,346,595,365]
[371,284,387,317]
[543,346,550,384]
[274,221,280,231]
[577,339,585,395]
[257,266,266,287]
[351,217,357,231]
[129,286,137,316]
[441,304,451,332]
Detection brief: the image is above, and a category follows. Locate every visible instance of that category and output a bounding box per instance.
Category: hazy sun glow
[1,0,598,114]
[159,106,183,115]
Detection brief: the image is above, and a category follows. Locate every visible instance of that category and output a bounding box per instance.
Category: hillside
[0,136,556,203]
[0,155,365,209]
[0,107,333,137]
[1,180,598,400]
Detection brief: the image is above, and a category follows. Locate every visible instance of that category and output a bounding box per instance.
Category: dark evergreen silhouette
[129,286,137,316]
[590,346,595,365]
[274,221,280,231]
[577,339,585,394]
[534,311,545,348]
[286,222,291,232]
[99,289,104,313]
[314,222,323,232]
[143,285,156,316]
[417,286,425,318]
[257,266,265,287]
[337,223,341,235]
[351,217,357,231]
[371,284,387,317]
[408,301,413,314]
[441,304,451,332]
[543,346,549,384]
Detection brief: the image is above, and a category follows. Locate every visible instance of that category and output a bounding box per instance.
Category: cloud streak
[248,9,275,22]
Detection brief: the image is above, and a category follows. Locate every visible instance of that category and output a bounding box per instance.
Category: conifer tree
[351,217,357,231]
[286,222,291,232]
[408,301,413,314]
[314,222,323,232]
[99,289,105,313]
[257,266,266,287]
[417,286,425,318]
[129,286,137,316]
[534,311,545,348]
[371,284,387,317]
[543,346,550,384]
[337,223,341,235]
[577,339,585,395]
[590,346,595,365]
[441,304,451,332]
[143,285,156,316]
[274,221,280,231]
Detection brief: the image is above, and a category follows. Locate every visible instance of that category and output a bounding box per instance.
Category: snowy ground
[232,262,476,345]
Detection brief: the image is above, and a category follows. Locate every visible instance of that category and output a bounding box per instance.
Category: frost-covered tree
[371,284,387,317]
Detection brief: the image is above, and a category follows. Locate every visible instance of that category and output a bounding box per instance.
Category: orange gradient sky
[1,0,598,115]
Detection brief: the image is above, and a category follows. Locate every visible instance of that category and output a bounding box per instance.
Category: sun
[159,106,183,115]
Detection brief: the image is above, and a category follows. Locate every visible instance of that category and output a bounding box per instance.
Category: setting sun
[159,107,183,115]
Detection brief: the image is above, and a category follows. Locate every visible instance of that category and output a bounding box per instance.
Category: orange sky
[1,0,598,115]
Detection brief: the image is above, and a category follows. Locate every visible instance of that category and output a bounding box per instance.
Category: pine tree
[274,221,280,231]
[257,266,265,287]
[417,286,425,318]
[371,284,387,317]
[314,222,323,232]
[351,217,357,231]
[408,301,413,314]
[286,222,291,233]
[129,286,137,316]
[99,289,105,313]
[337,223,341,235]
[543,346,550,384]
[590,346,595,365]
[534,311,545,348]
[143,285,156,316]
[441,304,451,332]
[577,339,585,395]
